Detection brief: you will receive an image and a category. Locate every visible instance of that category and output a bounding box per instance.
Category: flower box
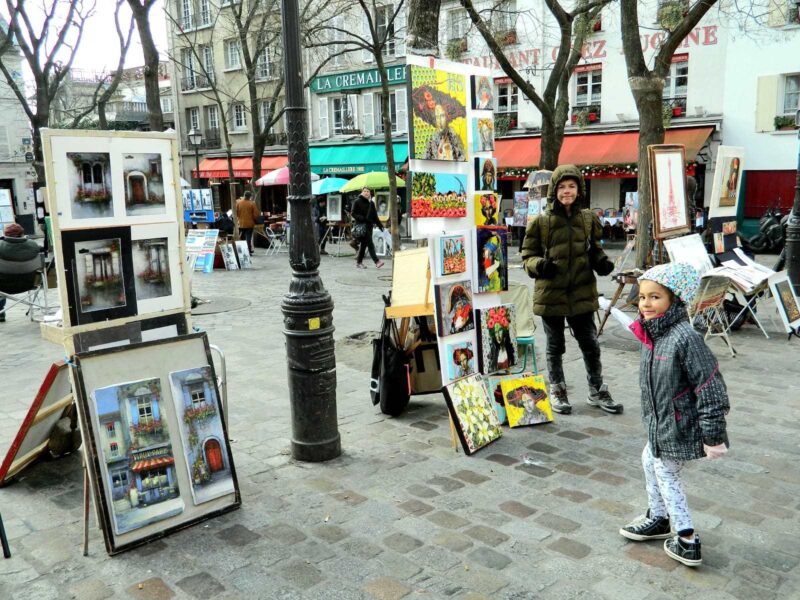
[588,112,598,122]
[571,114,578,124]
[672,106,683,117]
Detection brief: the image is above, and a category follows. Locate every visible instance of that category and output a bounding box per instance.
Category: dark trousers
[240,228,253,252]
[356,225,378,263]
[541,312,603,389]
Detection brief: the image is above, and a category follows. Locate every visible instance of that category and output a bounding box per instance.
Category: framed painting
[66,151,115,221]
[442,374,502,456]
[408,64,468,162]
[485,372,535,425]
[647,144,692,239]
[132,223,186,315]
[372,228,388,257]
[219,243,239,271]
[512,192,528,227]
[410,171,467,218]
[471,116,494,153]
[474,193,500,227]
[433,279,474,337]
[123,152,167,217]
[476,304,518,374]
[475,226,508,293]
[375,192,391,222]
[499,374,553,428]
[72,333,239,555]
[234,241,252,269]
[472,75,494,110]
[663,233,714,276]
[708,146,745,219]
[768,271,800,334]
[61,226,138,327]
[327,194,342,222]
[475,157,498,192]
[445,339,478,380]
[438,233,467,276]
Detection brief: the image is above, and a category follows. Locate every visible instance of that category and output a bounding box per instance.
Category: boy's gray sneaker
[664,534,702,567]
[550,382,571,415]
[587,384,623,414]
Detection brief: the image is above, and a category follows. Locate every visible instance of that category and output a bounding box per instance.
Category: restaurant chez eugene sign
[311,65,406,94]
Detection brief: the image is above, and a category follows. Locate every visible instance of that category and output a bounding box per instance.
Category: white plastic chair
[264,227,287,256]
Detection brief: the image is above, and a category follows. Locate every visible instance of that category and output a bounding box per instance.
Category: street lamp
[280,0,341,461]
[188,127,203,189]
[785,108,800,292]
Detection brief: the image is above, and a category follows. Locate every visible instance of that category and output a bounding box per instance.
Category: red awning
[131,456,175,473]
[195,155,287,179]
[495,127,714,171]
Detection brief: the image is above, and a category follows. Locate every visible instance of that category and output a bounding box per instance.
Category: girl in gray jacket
[619,262,730,568]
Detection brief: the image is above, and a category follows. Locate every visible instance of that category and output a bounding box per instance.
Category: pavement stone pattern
[1,243,799,599]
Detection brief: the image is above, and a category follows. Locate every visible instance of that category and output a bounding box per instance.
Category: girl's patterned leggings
[642,443,694,535]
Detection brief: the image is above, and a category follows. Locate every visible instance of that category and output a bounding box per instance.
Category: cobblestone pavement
[1,242,799,599]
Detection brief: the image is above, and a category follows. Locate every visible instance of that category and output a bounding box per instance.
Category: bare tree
[461,0,611,170]
[407,0,441,55]
[127,0,164,131]
[619,0,718,267]
[0,0,95,183]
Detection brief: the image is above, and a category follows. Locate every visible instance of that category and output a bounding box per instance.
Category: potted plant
[588,112,598,122]
[576,109,590,129]
[571,114,578,124]
[445,38,466,60]
[672,106,683,117]
[662,103,673,128]
[774,115,797,131]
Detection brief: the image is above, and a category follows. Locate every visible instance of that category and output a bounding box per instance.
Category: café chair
[0,251,53,322]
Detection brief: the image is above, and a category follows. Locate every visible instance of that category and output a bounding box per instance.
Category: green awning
[310,142,408,175]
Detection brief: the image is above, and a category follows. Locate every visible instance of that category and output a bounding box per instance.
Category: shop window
[332,96,359,135]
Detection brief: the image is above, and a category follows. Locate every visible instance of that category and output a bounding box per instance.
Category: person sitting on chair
[0,223,42,323]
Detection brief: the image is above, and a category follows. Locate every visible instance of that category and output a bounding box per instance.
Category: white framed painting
[131,223,186,315]
[708,146,745,219]
[647,144,692,239]
[234,241,252,268]
[327,194,342,222]
[768,271,800,334]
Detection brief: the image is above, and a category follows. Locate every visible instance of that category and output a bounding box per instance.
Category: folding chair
[264,227,287,256]
[0,252,53,322]
[500,282,539,374]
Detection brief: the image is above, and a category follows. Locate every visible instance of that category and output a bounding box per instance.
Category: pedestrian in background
[521,165,620,415]
[0,223,41,323]
[236,190,260,255]
[350,187,384,270]
[620,262,730,567]
[314,195,329,255]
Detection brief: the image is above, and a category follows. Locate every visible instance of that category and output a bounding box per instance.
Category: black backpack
[371,294,411,416]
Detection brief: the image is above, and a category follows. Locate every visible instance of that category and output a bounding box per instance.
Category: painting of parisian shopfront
[94,378,184,535]
[133,237,171,300]
[169,366,235,504]
[75,238,127,312]
[67,152,114,219]
[123,153,167,216]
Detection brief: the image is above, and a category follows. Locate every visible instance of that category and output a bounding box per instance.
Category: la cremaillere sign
[311,65,406,94]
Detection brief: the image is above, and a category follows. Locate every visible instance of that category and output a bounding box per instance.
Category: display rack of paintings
[498,374,553,428]
[476,304,518,374]
[442,374,502,455]
[474,193,500,226]
[72,333,239,555]
[475,227,508,293]
[410,171,468,218]
[434,280,474,337]
[475,157,498,191]
[647,145,692,239]
[408,64,468,162]
[471,116,494,153]
[768,271,800,335]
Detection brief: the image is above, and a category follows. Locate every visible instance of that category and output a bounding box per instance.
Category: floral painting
[477,304,518,374]
[446,340,477,381]
[443,374,502,455]
[474,193,499,226]
[499,375,553,428]
[434,280,474,337]
[439,234,466,276]
[67,152,114,219]
[169,366,235,505]
[408,65,468,162]
[410,171,468,218]
[132,237,171,300]
[475,226,508,293]
[123,153,166,216]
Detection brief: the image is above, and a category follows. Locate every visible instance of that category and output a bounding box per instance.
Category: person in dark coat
[350,187,384,269]
[0,223,41,322]
[520,165,619,415]
[620,262,730,568]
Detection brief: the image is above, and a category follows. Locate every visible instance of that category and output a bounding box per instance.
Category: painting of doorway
[133,237,172,300]
[123,153,167,216]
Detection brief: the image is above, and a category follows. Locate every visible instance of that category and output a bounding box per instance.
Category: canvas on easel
[647,144,692,240]
[708,146,745,219]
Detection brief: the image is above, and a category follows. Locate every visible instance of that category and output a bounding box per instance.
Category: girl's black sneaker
[664,534,702,566]
[619,510,672,541]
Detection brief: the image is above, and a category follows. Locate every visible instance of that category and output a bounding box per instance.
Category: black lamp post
[188,127,203,189]
[280,0,341,462]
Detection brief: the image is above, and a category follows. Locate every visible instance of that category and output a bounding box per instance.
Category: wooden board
[385,247,434,318]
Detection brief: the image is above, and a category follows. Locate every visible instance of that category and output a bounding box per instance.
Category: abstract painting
[442,374,502,455]
[471,117,494,153]
[439,234,467,276]
[408,65,468,162]
[410,171,468,218]
[123,153,166,216]
[475,226,508,293]
[476,304,518,374]
[132,237,172,301]
[475,157,498,191]
[445,340,477,380]
[472,75,494,110]
[499,374,553,428]
[434,279,474,337]
[67,152,114,219]
[474,193,500,226]
[169,366,235,505]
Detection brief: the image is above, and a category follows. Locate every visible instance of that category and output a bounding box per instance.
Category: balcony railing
[107,101,148,119]
[185,128,222,150]
[181,74,215,92]
[663,96,687,118]
[266,132,288,145]
[571,104,601,126]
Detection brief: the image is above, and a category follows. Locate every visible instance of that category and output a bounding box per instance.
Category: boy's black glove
[538,258,558,279]
[594,256,615,276]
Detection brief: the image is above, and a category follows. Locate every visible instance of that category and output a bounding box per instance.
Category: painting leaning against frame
[647,144,692,240]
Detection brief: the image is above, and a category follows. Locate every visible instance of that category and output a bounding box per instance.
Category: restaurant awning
[195,155,287,179]
[310,142,408,175]
[131,456,175,472]
[495,126,714,172]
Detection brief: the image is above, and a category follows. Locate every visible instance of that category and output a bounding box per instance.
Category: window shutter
[348,95,359,130]
[395,4,406,57]
[755,75,779,132]
[363,93,375,136]
[363,13,373,62]
[767,0,786,27]
[319,98,329,138]
[395,88,407,133]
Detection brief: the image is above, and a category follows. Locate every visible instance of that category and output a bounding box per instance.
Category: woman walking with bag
[351,187,385,269]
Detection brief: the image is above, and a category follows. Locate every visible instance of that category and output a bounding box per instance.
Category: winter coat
[351,195,384,231]
[0,235,41,293]
[521,165,611,317]
[235,198,260,229]
[630,302,730,461]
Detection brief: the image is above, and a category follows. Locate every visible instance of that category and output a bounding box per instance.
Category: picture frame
[471,74,494,110]
[219,243,239,271]
[132,223,186,314]
[410,171,468,218]
[327,194,342,222]
[234,241,253,268]
[647,144,692,239]
[375,192,391,222]
[475,226,508,293]
[474,193,500,226]
[475,157,498,192]
[445,339,478,380]
[708,146,745,219]
[437,233,467,277]
[512,192,527,227]
[442,374,502,456]
[433,279,474,337]
[471,116,495,153]
[476,304,518,374]
[72,313,190,353]
[768,271,800,334]
[61,226,138,327]
[663,233,714,276]
[498,374,553,428]
[72,333,240,555]
[372,228,388,257]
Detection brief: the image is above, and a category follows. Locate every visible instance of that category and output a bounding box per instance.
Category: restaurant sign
[311,65,406,94]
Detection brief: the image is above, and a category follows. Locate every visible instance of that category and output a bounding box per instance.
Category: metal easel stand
[692,303,737,358]
[728,284,772,339]
[321,222,352,257]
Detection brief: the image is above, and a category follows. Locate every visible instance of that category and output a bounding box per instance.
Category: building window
[198,0,211,26]
[575,68,602,106]
[233,103,247,130]
[256,46,276,80]
[208,104,219,130]
[189,107,200,132]
[106,422,116,438]
[190,385,206,407]
[332,96,358,134]
[201,45,214,82]
[259,100,274,130]
[375,93,397,134]
[181,48,196,90]
[180,0,193,30]
[330,16,344,66]
[783,74,800,116]
[137,397,153,425]
[664,59,688,99]
[225,39,241,70]
[111,469,128,488]
[492,0,517,34]
[376,5,396,57]
[447,8,467,41]
[109,442,119,457]
[496,83,519,113]
[160,97,173,113]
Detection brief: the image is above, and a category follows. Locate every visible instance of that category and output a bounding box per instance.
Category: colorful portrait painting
[93,378,185,535]
[471,117,495,153]
[472,75,494,110]
[477,304,518,374]
[475,226,508,293]
[410,171,468,218]
[408,65,468,162]
[123,153,166,216]
[67,152,114,219]
[440,234,467,276]
[486,372,533,425]
[474,193,499,226]
[499,375,553,428]
[475,157,498,191]
[446,340,477,380]
[434,280,474,336]
[442,374,502,456]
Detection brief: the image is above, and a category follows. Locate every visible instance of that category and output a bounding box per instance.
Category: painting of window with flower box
[170,366,235,505]
[93,378,184,535]
[133,237,172,300]
[442,374,502,455]
[75,237,127,312]
[67,152,114,219]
